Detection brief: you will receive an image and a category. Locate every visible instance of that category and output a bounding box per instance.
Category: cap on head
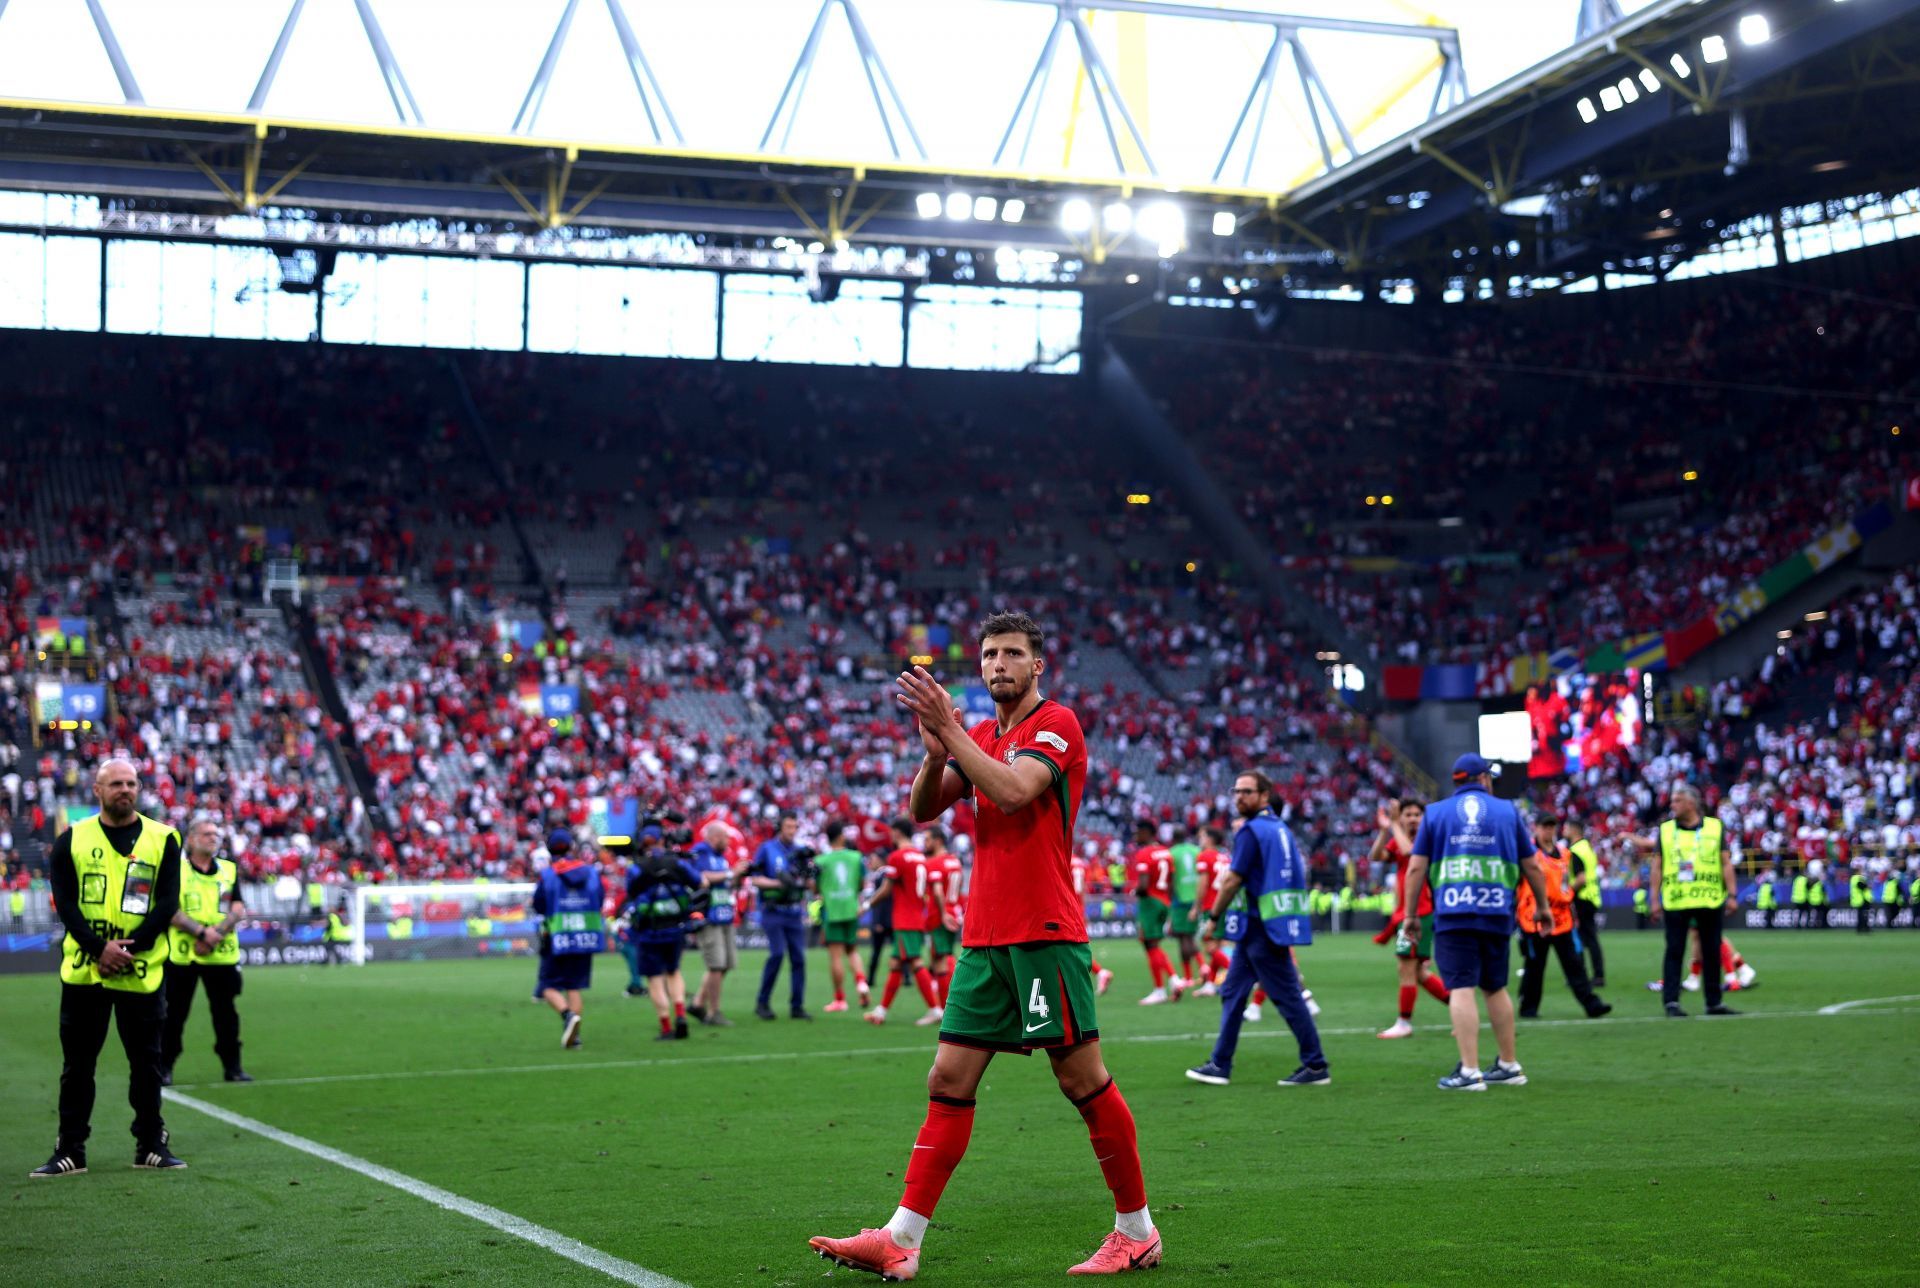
[1451,753,1497,783]
[639,824,665,841]
[546,828,574,853]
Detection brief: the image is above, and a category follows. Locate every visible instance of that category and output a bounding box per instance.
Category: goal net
[349,883,538,965]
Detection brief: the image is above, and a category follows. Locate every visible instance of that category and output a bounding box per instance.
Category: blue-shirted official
[1402,754,1552,1091]
[531,828,604,1050]
[618,826,701,1041]
[748,813,812,1021]
[687,822,741,1027]
[1185,770,1328,1088]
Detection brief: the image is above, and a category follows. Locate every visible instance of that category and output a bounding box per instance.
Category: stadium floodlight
[1212,210,1237,236]
[1701,34,1729,63]
[973,195,998,221]
[1738,14,1770,44]
[1638,68,1661,93]
[1103,202,1133,235]
[1618,77,1640,104]
[1001,198,1025,223]
[945,191,972,220]
[916,192,941,218]
[1136,201,1186,257]
[1060,197,1094,233]
[1599,85,1624,111]
[1577,97,1599,123]
[1670,52,1692,77]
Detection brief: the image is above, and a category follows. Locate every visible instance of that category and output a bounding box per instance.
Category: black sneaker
[705,1013,735,1027]
[1517,1010,1540,1020]
[1665,1003,1688,1018]
[686,1002,707,1022]
[1586,1002,1613,1018]
[159,1066,173,1088]
[561,1012,582,1048]
[134,1143,187,1170]
[1184,1061,1231,1086]
[653,1029,681,1042]
[1705,1003,1741,1016]
[625,984,646,997]
[754,1003,777,1021]
[790,1007,814,1022]
[674,1017,690,1039]
[1278,1064,1331,1086]
[224,1068,255,1083]
[30,1149,85,1178]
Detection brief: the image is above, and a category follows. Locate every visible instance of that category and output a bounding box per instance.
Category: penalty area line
[163,1090,690,1288]
[169,1004,1920,1092]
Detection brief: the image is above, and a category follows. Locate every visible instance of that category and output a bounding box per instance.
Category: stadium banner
[539,683,580,720]
[33,615,89,649]
[589,795,640,837]
[34,681,107,724]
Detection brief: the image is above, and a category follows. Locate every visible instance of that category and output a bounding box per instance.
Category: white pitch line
[1817,993,1920,1014]
[164,1090,690,1288]
[171,1003,1919,1092]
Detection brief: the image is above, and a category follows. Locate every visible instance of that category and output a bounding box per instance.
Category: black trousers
[1518,931,1603,1016]
[1855,903,1871,933]
[1573,900,1605,981]
[58,982,167,1152]
[161,963,243,1073]
[1662,906,1723,1008]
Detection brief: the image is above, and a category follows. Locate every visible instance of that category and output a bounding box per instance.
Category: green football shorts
[939,942,1099,1054]
[1135,895,1170,941]
[892,930,927,962]
[823,918,860,947]
[1394,917,1435,960]
[930,926,958,957]
[1169,899,1199,936]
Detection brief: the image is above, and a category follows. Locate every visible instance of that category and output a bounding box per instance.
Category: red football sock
[1210,949,1231,981]
[1421,973,1450,1003]
[1720,942,1740,972]
[937,963,954,1005]
[1089,959,1105,976]
[1689,958,1703,977]
[673,1002,686,1020]
[658,1015,672,1036]
[883,968,904,1009]
[853,960,869,987]
[915,966,940,1008]
[1398,984,1417,1021]
[1074,1079,1147,1213]
[1148,946,1178,985]
[900,1096,975,1219]
[833,987,845,1002]
[1253,987,1267,1005]
[1141,945,1164,987]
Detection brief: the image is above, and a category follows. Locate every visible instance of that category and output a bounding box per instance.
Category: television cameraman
[748,813,814,1021]
[609,821,701,1042]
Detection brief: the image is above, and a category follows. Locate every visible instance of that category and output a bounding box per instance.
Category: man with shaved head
[33,758,187,1177]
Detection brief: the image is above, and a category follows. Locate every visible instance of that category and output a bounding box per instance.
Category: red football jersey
[1130,845,1174,902]
[1070,855,1089,898]
[883,847,936,928]
[1386,835,1433,918]
[953,699,1088,946]
[1194,847,1226,912]
[927,851,964,930]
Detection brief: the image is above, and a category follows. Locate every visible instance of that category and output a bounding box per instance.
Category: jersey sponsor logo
[1034,731,1069,753]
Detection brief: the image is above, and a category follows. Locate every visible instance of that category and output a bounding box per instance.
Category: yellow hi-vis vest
[1658,818,1726,911]
[60,813,176,993]
[169,856,241,966]
[1570,837,1603,907]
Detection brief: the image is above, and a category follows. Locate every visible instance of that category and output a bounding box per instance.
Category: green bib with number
[169,856,241,965]
[817,849,865,923]
[1658,818,1725,911]
[61,812,176,993]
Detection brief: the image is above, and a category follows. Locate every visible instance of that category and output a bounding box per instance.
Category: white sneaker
[1194,982,1218,998]
[1377,1018,1414,1040]
[1169,976,1188,1002]
[1139,988,1169,1006]
[1242,1002,1262,1022]
[1304,990,1321,1017]
[864,1006,887,1026]
[1736,963,1757,987]
[1682,975,1702,993]
[914,1006,945,1027]
[857,983,872,1007]
[1095,969,1114,995]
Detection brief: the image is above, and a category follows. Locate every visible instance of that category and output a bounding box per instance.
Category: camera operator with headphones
[748,813,815,1022]
[608,821,701,1042]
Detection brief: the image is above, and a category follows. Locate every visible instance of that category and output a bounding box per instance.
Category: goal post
[349,882,539,965]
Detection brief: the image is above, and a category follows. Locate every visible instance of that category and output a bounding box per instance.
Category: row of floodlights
[918,191,1241,254]
[1576,12,1779,123]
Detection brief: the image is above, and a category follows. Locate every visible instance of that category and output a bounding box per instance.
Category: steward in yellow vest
[36,758,186,1176]
[161,816,251,1085]
[1620,784,1738,1017]
[1562,817,1607,986]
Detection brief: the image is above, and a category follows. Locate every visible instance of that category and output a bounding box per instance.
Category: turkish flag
[1905,475,1920,511]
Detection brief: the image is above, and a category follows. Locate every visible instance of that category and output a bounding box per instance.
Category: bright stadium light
[1001,198,1026,223]
[915,192,941,218]
[1599,85,1624,111]
[972,195,998,221]
[1136,201,1186,256]
[1670,52,1692,77]
[1061,197,1094,233]
[1212,210,1237,237]
[1638,68,1661,93]
[1577,97,1599,123]
[1102,201,1133,235]
[1738,14,1771,44]
[1618,76,1640,104]
[945,191,972,220]
[1701,34,1729,63]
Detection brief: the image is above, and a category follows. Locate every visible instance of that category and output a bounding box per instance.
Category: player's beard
[988,671,1033,708]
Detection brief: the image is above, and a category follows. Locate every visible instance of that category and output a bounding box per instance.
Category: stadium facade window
[905,285,1081,374]
[106,240,319,341]
[722,274,904,367]
[323,253,525,350]
[527,264,719,359]
[0,189,101,229]
[0,232,100,332]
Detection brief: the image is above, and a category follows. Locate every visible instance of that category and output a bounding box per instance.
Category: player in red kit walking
[1128,821,1185,1005]
[924,827,964,1006]
[862,819,945,1027]
[811,612,1160,1278]
[1370,799,1450,1038]
[1192,826,1232,995]
[1072,853,1115,995]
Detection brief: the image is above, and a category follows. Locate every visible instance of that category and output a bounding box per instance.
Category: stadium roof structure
[0,0,1912,290]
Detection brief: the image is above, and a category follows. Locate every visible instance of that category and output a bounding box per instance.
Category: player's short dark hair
[825,820,850,844]
[1133,818,1155,836]
[1197,825,1220,845]
[1399,799,1426,813]
[778,812,798,827]
[1235,769,1273,795]
[890,815,916,837]
[978,610,1045,656]
[923,825,948,846]
[1563,816,1586,833]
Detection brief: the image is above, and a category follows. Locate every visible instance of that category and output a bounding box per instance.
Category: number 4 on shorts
[1027,978,1051,1021]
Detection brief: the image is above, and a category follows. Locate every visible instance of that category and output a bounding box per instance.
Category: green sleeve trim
[1013,748,1064,785]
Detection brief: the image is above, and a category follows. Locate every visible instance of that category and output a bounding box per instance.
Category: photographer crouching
[608,822,701,1042]
[749,813,815,1022]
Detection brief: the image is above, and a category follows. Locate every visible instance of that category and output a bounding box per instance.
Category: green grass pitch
[3,930,1915,1286]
